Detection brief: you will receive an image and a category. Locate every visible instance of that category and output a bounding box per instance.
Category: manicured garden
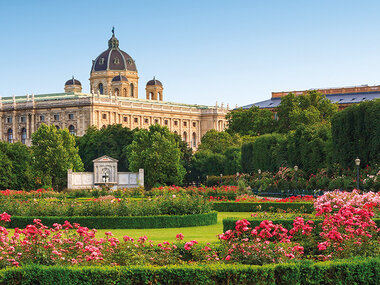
[0,187,378,284]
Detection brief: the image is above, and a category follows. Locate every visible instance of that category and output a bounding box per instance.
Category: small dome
[146,77,162,86]
[112,75,128,82]
[65,77,81,86]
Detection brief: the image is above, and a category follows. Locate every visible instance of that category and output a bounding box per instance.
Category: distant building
[0,29,228,147]
[242,85,380,111]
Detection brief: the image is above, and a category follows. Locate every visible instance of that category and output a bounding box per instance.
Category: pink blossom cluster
[314,190,380,215]
[0,214,200,268]
[218,218,308,264]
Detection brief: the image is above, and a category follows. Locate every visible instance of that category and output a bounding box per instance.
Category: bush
[223,217,380,233]
[8,212,218,229]
[0,195,212,217]
[0,258,378,285]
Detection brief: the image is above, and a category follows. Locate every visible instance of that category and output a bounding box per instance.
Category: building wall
[0,94,228,148]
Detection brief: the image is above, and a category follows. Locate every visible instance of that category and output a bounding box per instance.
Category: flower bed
[212,202,314,213]
[0,195,212,217]
[149,185,248,200]
[0,190,378,272]
[0,258,379,285]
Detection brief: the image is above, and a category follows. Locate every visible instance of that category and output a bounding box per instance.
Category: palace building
[0,30,228,147]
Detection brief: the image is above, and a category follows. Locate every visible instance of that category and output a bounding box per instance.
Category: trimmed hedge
[0,257,378,284]
[212,202,314,213]
[223,217,380,232]
[7,212,217,229]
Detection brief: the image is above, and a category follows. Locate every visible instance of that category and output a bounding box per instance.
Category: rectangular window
[144,118,149,124]
[183,121,187,127]
[20,116,26,123]
[54,114,60,121]
[123,116,128,122]
[68,113,74,120]
[134,118,138,123]
[192,122,196,127]
[40,115,45,122]
[174,121,178,126]
[6,117,12,123]
[154,119,159,124]
[102,114,107,119]
[164,120,168,125]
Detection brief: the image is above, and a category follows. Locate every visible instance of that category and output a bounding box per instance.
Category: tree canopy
[226,106,278,136]
[277,91,338,132]
[125,125,186,188]
[32,124,83,190]
[76,124,135,171]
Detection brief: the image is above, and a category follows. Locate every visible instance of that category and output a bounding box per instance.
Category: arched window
[192,132,197,147]
[98,83,104,95]
[149,92,153,100]
[123,88,127,97]
[21,128,27,144]
[114,88,119,96]
[130,83,134,97]
[69,125,76,135]
[7,128,13,143]
[158,92,162,101]
[174,131,178,135]
[183,131,187,142]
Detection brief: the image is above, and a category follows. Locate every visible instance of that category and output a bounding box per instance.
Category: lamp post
[355,158,360,190]
[257,169,261,194]
[220,173,223,185]
[294,165,298,195]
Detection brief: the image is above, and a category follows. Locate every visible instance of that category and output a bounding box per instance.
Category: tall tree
[197,130,241,154]
[76,125,135,171]
[126,125,186,188]
[32,124,84,190]
[226,106,278,136]
[277,91,338,132]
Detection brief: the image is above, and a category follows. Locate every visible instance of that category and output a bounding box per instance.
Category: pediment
[92,155,119,163]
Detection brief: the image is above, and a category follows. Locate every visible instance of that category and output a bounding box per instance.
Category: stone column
[138,169,144,187]
[67,169,72,189]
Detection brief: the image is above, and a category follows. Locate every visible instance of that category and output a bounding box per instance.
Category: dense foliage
[126,125,186,188]
[0,142,36,190]
[32,124,84,190]
[331,99,380,168]
[76,124,135,171]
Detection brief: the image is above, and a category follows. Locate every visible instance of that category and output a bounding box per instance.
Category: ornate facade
[0,30,228,147]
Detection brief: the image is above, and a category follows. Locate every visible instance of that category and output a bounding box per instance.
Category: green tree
[0,142,36,190]
[126,125,186,188]
[331,99,380,168]
[190,150,225,179]
[287,123,332,175]
[226,106,278,136]
[277,91,338,132]
[32,124,84,190]
[223,146,242,175]
[76,124,135,171]
[198,130,241,154]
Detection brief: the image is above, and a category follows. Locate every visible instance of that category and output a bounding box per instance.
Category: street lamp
[220,173,223,185]
[355,158,360,190]
[257,169,262,194]
[294,165,298,194]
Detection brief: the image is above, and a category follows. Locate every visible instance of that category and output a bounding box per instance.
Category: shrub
[8,212,218,229]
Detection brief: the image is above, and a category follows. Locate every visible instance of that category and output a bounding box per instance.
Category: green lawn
[96,212,253,243]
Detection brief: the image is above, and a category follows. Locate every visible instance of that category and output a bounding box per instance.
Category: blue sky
[1,0,380,106]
